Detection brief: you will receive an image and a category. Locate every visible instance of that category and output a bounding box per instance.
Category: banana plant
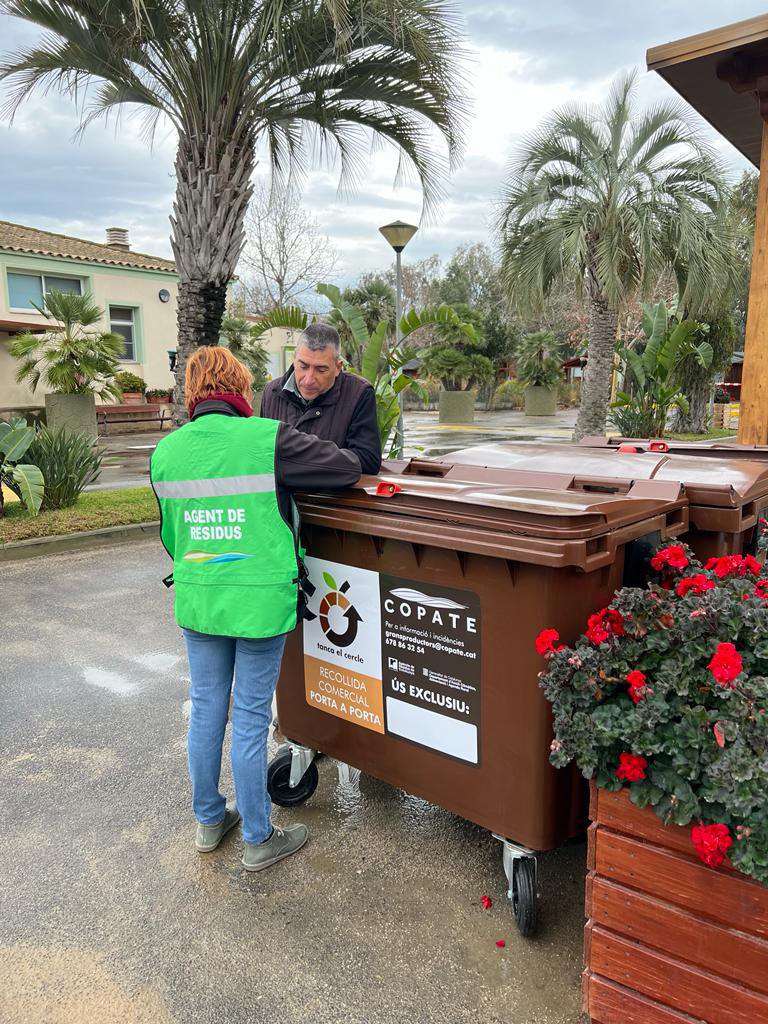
[612,301,712,438]
[250,284,477,455]
[0,416,44,518]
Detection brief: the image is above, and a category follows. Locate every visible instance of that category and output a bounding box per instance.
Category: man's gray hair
[300,322,340,356]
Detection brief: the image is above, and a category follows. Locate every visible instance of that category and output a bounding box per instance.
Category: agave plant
[0,417,44,518]
[25,426,103,510]
[250,283,476,453]
[611,301,712,438]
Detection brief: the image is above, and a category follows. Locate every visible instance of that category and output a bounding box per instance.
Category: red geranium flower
[707,642,743,688]
[625,670,651,704]
[704,554,761,579]
[586,607,625,645]
[615,752,648,782]
[650,545,689,572]
[755,580,768,602]
[676,574,716,598]
[691,822,732,868]
[741,554,763,577]
[535,628,561,656]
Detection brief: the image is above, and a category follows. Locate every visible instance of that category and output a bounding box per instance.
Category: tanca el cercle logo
[311,571,363,649]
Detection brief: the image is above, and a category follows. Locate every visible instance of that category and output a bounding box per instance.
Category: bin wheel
[512,857,537,937]
[267,749,318,807]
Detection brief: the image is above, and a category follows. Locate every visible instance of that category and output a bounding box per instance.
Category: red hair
[185,346,253,412]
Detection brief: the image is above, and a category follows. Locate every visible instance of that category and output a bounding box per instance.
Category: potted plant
[419,305,493,424]
[8,291,124,438]
[114,371,147,404]
[536,544,768,1023]
[145,388,173,405]
[515,330,563,416]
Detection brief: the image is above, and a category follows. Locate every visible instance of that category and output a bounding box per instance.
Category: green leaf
[694,341,713,369]
[11,463,44,515]
[361,320,389,385]
[248,307,308,342]
[0,425,34,462]
[643,302,668,367]
[621,347,646,389]
[322,572,338,591]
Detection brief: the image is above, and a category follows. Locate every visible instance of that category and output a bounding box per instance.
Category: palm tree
[9,291,125,400]
[1,0,467,423]
[498,72,736,440]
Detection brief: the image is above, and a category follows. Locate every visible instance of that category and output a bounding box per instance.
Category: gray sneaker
[242,823,309,871]
[195,805,242,853]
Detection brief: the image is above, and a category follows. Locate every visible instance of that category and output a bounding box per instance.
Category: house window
[110,306,136,362]
[7,271,82,309]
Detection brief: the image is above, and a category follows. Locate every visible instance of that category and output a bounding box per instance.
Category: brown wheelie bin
[441,442,768,563]
[267,464,687,936]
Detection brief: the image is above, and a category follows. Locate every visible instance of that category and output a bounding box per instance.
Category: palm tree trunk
[673,364,710,434]
[573,288,619,441]
[169,118,255,426]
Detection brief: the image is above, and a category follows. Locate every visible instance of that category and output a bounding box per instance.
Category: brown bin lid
[439,441,768,509]
[581,435,768,462]
[296,462,687,570]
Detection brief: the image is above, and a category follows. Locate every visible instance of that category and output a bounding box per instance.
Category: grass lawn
[666,429,738,442]
[0,487,158,544]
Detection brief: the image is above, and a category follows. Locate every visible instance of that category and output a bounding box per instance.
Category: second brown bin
[440,442,768,562]
[268,462,686,936]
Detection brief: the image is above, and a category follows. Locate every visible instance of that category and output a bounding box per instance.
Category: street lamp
[379,220,418,457]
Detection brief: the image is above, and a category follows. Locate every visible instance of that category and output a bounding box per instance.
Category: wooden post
[739,121,768,444]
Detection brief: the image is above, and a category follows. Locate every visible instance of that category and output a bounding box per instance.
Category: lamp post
[379,220,418,457]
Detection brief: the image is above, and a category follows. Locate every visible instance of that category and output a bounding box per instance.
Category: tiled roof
[0,220,176,273]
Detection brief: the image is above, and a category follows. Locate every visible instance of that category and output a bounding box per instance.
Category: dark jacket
[260,369,382,475]
[191,399,361,528]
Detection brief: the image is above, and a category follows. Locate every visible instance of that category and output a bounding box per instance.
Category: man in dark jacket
[261,322,382,474]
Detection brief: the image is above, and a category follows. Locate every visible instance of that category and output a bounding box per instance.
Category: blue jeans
[182,629,287,845]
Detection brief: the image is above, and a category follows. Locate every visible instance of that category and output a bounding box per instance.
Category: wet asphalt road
[1,541,587,1024]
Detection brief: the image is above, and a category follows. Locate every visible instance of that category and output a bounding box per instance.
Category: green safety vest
[150,414,299,638]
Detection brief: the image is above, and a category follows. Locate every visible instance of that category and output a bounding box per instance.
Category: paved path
[2,541,586,1024]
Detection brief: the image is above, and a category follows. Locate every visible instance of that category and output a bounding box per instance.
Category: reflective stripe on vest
[153,473,276,500]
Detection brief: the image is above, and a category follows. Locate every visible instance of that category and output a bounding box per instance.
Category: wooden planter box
[583,783,768,1024]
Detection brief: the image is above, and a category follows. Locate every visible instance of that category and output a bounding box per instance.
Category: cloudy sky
[0,1,764,282]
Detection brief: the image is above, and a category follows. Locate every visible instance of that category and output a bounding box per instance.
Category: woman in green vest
[151,346,361,871]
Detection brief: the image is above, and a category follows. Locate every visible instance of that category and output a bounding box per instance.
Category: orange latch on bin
[376,481,402,497]
[618,445,639,453]
[649,441,670,453]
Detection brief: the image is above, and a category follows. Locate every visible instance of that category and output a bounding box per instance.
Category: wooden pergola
[648,14,768,444]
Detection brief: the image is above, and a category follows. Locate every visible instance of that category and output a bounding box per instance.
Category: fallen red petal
[495,940,506,948]
[714,722,726,748]
[480,895,493,910]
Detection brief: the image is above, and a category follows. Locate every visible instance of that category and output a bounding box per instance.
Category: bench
[97,404,169,436]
